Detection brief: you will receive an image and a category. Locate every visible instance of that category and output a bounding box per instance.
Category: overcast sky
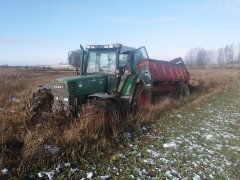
[0,0,240,65]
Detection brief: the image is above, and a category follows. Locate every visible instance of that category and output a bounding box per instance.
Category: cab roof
[85,43,135,53]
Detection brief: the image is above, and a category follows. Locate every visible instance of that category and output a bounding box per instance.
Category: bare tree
[217,48,225,65]
[206,50,215,64]
[224,44,234,67]
[185,48,204,67]
[196,48,208,69]
[224,45,229,64]
[185,48,195,67]
[185,43,240,68]
[228,44,234,68]
[237,44,240,64]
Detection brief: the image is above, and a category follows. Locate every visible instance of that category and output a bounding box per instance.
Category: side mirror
[67,44,85,75]
[80,44,84,75]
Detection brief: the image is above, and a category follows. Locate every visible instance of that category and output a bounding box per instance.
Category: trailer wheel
[179,82,190,97]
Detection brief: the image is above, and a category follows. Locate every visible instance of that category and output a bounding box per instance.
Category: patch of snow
[135,167,143,176]
[165,170,173,178]
[229,146,240,152]
[44,145,60,154]
[192,162,198,167]
[171,168,180,177]
[136,152,142,161]
[64,162,71,167]
[38,172,44,178]
[129,144,138,150]
[192,174,201,180]
[100,175,111,180]
[87,172,93,178]
[141,168,148,175]
[160,157,170,163]
[209,174,214,179]
[117,153,125,158]
[173,178,180,180]
[142,158,155,165]
[129,174,135,178]
[123,132,132,140]
[38,171,55,180]
[176,114,182,118]
[205,134,213,140]
[71,168,80,173]
[163,142,178,149]
[215,144,222,150]
[1,168,8,175]
[10,96,20,103]
[55,164,61,172]
[146,148,159,158]
[135,167,148,176]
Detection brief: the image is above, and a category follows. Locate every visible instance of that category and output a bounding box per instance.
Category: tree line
[184,43,240,68]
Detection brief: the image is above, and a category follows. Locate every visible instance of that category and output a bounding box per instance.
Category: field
[0,68,240,178]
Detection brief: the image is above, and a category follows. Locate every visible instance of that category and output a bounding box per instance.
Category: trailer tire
[179,82,190,97]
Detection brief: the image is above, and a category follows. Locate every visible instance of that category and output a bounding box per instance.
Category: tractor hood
[55,74,106,83]
[54,74,112,96]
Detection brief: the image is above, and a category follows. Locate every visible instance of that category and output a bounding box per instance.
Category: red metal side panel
[148,59,189,81]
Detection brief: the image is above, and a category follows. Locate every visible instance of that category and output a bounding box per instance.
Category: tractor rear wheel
[132,83,150,110]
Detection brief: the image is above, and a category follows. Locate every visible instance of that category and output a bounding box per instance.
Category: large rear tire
[132,83,150,111]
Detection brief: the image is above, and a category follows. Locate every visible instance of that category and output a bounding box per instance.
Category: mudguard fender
[88,93,121,105]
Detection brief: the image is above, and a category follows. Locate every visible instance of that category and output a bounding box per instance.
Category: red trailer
[136,57,190,106]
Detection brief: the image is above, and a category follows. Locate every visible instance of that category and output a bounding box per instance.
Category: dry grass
[0,68,74,175]
[0,68,240,177]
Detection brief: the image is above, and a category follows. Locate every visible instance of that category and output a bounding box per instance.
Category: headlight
[63,98,68,102]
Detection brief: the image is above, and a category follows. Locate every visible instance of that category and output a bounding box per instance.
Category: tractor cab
[83,44,135,75]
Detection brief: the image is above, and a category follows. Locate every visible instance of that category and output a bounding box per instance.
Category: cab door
[133,47,152,88]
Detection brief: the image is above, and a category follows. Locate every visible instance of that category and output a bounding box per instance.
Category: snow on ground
[117,87,240,179]
[163,142,178,149]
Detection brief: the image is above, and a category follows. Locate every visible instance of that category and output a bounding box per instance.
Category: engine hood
[54,74,111,96]
[55,74,106,83]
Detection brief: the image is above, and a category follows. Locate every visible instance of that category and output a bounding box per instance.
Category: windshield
[86,50,116,74]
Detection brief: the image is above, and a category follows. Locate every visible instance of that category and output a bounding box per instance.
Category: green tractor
[29,43,190,119]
